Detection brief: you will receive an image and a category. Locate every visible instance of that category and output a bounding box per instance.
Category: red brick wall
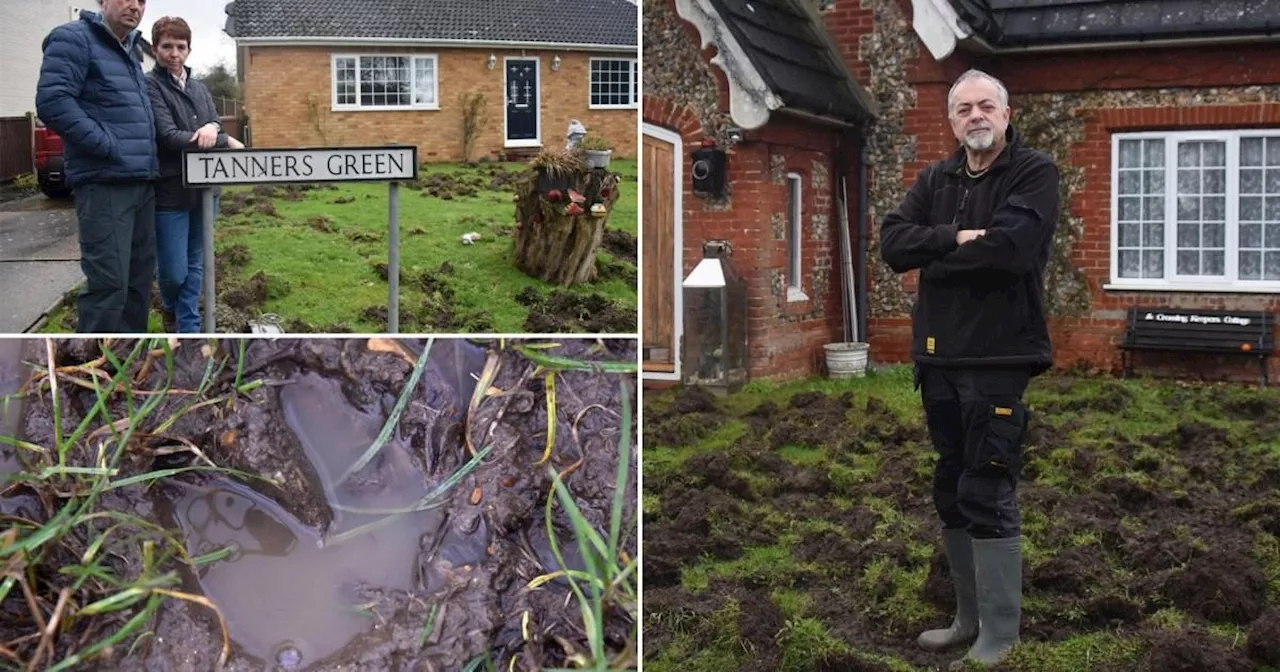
[644,96,848,380]
[821,2,1280,383]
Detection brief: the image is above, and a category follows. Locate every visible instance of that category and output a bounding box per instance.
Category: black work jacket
[147,64,226,211]
[879,124,1061,373]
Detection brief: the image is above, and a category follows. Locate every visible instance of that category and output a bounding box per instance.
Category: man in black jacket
[879,69,1060,669]
[37,0,159,333]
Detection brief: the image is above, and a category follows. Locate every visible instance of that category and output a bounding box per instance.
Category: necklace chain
[965,164,989,179]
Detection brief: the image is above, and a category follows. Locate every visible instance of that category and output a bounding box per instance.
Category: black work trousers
[72,181,156,333]
[917,364,1031,539]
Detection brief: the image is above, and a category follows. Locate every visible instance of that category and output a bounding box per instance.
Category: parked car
[32,117,69,199]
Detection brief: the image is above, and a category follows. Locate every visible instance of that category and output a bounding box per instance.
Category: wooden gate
[0,117,32,181]
[642,124,682,380]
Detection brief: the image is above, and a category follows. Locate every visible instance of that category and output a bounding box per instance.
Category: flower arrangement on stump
[513,145,622,286]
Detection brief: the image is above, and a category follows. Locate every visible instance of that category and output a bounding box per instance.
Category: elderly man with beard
[36,0,158,333]
[878,69,1061,669]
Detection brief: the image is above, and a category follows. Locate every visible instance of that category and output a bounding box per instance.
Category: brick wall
[242,46,637,161]
[821,0,1280,383]
[645,95,849,380]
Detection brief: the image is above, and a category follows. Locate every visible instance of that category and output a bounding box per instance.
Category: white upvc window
[786,172,807,302]
[1109,130,1280,292]
[331,54,439,111]
[588,58,638,109]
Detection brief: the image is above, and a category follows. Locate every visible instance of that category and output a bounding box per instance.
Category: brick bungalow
[644,0,1280,384]
[223,0,638,162]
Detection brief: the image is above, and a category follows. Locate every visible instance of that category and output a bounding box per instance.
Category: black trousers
[73,182,156,333]
[917,364,1031,539]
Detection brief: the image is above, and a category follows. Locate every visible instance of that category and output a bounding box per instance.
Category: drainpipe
[856,136,869,346]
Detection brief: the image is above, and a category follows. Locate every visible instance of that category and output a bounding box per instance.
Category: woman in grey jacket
[147,16,244,333]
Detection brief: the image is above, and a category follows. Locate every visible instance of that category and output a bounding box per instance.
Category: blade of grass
[511,345,637,373]
[331,444,494,516]
[152,588,230,666]
[191,545,235,566]
[234,340,248,390]
[45,340,60,450]
[47,593,161,672]
[105,465,269,491]
[466,349,501,457]
[535,373,557,465]
[339,338,435,483]
[79,587,148,616]
[326,444,493,544]
[417,603,440,648]
[608,380,631,561]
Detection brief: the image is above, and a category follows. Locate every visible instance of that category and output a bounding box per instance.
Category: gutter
[230,37,637,53]
[777,107,860,129]
[914,0,1280,59]
[963,30,1280,55]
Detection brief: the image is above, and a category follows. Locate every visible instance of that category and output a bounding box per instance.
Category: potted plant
[579,135,613,169]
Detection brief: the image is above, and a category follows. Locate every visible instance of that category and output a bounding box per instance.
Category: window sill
[332,105,441,113]
[787,287,809,303]
[1103,282,1280,294]
[589,103,640,111]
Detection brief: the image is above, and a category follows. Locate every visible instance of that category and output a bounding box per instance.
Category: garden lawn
[39,159,637,334]
[642,365,1280,672]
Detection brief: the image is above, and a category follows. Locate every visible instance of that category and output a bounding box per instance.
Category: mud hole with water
[0,338,637,671]
[643,373,1280,672]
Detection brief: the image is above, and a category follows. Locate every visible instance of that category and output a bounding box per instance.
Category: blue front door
[505,59,538,145]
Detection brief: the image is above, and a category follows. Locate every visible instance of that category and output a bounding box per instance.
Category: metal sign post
[182,145,418,333]
[388,179,400,333]
[201,188,216,332]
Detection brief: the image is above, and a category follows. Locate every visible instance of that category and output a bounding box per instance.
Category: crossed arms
[879,160,1061,280]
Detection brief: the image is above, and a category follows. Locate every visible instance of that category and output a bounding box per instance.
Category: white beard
[965,130,994,151]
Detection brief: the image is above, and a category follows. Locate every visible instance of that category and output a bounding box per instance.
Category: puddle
[0,339,33,468]
[0,339,37,518]
[157,339,491,668]
[4,337,636,671]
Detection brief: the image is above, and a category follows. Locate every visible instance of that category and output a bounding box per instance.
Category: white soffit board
[674,0,784,130]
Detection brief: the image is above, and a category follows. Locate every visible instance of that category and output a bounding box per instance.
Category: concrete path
[0,194,82,333]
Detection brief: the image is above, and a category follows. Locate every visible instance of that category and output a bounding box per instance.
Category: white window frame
[330,53,440,112]
[587,58,638,110]
[786,172,808,302]
[1108,129,1280,293]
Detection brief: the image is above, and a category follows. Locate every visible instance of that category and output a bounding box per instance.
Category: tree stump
[513,153,622,286]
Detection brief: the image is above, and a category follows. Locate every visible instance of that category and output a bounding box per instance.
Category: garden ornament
[566,120,587,150]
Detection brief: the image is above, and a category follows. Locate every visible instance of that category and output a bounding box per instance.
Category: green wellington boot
[917,528,978,651]
[952,536,1022,669]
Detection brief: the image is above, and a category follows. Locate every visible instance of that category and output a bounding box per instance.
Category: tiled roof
[952,0,1280,47]
[224,0,638,48]
[708,0,876,123]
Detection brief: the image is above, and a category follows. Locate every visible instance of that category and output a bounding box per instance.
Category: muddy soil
[602,230,637,264]
[643,378,1280,671]
[1,337,637,671]
[403,167,522,200]
[516,288,637,333]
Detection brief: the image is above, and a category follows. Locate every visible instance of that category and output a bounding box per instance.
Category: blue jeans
[155,198,215,333]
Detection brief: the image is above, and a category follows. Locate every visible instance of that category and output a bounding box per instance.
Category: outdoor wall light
[683,249,726,288]
[552,55,562,71]
[487,53,497,70]
[681,241,747,392]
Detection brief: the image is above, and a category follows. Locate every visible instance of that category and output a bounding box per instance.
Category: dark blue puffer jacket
[35,11,157,188]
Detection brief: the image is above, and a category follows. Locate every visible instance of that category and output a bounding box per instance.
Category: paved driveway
[0,194,81,333]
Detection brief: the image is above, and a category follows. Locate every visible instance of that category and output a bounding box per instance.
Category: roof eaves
[230,36,638,52]
[673,0,786,130]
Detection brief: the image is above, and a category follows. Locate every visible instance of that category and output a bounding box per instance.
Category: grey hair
[946,69,1009,118]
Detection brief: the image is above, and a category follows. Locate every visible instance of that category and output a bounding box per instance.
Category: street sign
[181,144,418,334]
[182,146,418,187]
